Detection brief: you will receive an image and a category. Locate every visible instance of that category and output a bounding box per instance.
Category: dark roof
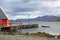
[0,8,8,19]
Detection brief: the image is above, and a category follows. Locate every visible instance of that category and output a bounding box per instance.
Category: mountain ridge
[9,15,60,22]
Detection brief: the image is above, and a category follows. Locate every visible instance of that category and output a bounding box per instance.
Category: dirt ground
[0,35,60,40]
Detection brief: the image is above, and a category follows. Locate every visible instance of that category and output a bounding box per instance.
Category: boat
[41,25,50,28]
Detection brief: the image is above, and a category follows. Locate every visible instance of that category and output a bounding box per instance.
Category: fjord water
[21,21,60,35]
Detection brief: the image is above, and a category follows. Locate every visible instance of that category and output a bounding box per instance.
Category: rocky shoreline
[0,32,60,40]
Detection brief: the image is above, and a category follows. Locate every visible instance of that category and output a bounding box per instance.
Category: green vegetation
[48,20,60,22]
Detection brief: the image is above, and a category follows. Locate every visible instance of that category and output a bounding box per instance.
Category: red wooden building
[0,8,8,27]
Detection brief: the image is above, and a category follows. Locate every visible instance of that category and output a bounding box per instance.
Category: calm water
[20,21,60,35]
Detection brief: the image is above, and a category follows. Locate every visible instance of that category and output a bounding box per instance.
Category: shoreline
[0,32,60,39]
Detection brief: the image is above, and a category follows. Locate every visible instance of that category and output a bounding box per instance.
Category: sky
[0,0,60,20]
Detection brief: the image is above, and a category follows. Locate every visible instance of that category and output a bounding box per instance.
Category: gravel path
[0,35,60,40]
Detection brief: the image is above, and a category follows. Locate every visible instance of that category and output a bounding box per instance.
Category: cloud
[7,11,42,20]
[0,0,60,20]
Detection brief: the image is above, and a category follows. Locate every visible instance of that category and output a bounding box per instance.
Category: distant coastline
[9,15,60,22]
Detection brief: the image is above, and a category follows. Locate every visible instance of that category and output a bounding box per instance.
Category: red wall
[1,19,8,27]
[0,20,2,26]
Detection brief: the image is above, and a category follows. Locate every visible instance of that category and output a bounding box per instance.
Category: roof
[0,8,8,19]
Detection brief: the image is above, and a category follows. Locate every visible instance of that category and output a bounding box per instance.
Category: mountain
[9,15,60,22]
[35,15,59,21]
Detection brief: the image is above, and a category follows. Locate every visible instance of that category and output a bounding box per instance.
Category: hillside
[9,15,60,22]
